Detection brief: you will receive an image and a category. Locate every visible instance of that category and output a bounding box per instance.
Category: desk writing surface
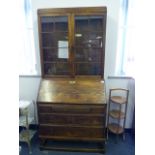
[37,77,106,104]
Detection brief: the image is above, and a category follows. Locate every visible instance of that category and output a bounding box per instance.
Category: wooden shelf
[110,96,127,104]
[108,123,124,134]
[107,89,129,140]
[109,110,125,119]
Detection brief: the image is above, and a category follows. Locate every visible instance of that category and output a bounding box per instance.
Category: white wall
[19,76,41,122]
[19,0,135,128]
[19,77,41,100]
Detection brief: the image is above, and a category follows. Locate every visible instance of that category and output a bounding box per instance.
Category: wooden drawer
[38,103,106,114]
[39,113,105,126]
[39,125,105,139]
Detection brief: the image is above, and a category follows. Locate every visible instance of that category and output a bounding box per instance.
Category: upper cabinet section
[38,7,107,78]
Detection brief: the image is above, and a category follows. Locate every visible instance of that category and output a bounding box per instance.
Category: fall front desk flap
[37,77,106,104]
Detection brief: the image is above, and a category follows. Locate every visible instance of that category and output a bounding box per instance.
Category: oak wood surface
[37,77,106,104]
[39,113,105,125]
[110,96,127,104]
[37,77,106,151]
[38,7,107,15]
[39,135,105,142]
[109,110,125,119]
[37,7,107,152]
[108,123,124,134]
[38,104,106,113]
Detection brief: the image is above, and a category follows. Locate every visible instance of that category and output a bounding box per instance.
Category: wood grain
[37,7,107,153]
[37,78,106,104]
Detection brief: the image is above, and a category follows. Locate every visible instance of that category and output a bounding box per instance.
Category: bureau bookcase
[37,7,107,153]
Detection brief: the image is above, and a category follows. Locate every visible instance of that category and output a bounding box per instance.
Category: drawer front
[39,125,105,138]
[38,103,106,114]
[39,113,105,126]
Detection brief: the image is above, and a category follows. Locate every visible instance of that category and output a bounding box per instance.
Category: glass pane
[75,16,88,32]
[89,16,103,31]
[75,63,100,75]
[75,16,104,32]
[43,48,68,62]
[54,32,68,48]
[42,32,68,47]
[42,33,53,47]
[75,32,103,48]
[55,16,68,31]
[44,63,70,75]
[41,17,54,32]
[75,48,101,62]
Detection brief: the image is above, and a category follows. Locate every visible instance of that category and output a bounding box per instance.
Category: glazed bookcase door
[38,7,106,78]
[39,15,71,77]
[74,15,105,77]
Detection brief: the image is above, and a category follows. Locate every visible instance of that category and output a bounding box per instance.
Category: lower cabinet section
[37,78,107,153]
[37,103,106,153]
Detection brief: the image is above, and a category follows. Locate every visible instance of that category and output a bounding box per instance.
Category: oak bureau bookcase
[37,7,107,153]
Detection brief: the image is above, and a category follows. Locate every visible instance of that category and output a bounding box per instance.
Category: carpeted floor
[20,131,135,155]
